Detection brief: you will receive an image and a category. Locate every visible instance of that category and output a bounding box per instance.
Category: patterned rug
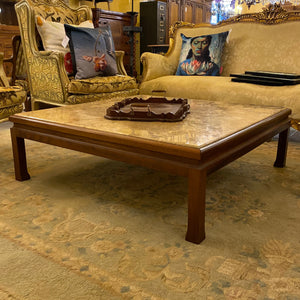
[0,121,299,300]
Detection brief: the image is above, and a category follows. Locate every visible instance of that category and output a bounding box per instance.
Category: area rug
[0,121,299,300]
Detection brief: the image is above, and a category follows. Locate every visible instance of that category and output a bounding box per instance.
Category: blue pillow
[175,31,229,76]
[64,24,118,79]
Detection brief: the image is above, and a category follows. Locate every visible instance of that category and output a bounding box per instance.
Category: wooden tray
[105,96,190,122]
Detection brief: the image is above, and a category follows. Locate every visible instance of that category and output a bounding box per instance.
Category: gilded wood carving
[169,3,300,39]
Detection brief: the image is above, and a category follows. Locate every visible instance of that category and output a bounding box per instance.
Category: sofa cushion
[175,32,229,76]
[64,24,118,80]
[68,75,138,94]
[0,86,26,108]
[66,89,139,105]
[139,75,300,120]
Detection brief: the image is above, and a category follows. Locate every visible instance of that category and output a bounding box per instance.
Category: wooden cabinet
[182,0,194,23]
[0,0,19,77]
[0,25,20,77]
[182,0,211,23]
[166,0,211,39]
[140,0,211,57]
[168,0,181,28]
[0,0,18,26]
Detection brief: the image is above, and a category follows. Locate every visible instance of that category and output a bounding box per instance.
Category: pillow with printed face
[64,24,118,79]
[175,31,230,76]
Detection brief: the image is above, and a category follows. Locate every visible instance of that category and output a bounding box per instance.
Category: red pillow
[64,52,74,75]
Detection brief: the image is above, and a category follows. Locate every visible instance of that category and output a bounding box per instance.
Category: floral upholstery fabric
[15,79,29,94]
[33,1,86,25]
[67,88,139,105]
[68,76,138,94]
[0,86,26,120]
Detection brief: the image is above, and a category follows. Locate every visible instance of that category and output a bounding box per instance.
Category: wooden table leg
[10,127,30,181]
[274,127,289,168]
[185,168,206,244]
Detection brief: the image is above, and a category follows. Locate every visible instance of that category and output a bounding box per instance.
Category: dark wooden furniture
[0,0,19,77]
[166,0,211,40]
[139,0,212,53]
[9,98,290,244]
[85,0,112,10]
[92,8,137,76]
[0,25,20,77]
[0,0,18,26]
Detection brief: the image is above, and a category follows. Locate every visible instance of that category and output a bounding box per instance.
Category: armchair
[4,35,31,111]
[15,0,138,110]
[0,52,26,121]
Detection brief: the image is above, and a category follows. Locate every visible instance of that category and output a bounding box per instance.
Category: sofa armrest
[291,119,300,131]
[140,52,177,83]
[0,52,10,87]
[28,50,69,103]
[115,50,127,76]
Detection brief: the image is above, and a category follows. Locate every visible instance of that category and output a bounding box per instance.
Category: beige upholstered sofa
[139,4,300,131]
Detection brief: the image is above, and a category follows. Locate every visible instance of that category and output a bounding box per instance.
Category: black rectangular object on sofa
[230,73,300,86]
[245,71,300,79]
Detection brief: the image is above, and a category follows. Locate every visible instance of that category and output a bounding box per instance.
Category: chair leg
[24,94,31,111]
[31,99,40,111]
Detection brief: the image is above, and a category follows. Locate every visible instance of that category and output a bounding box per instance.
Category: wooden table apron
[9,110,291,244]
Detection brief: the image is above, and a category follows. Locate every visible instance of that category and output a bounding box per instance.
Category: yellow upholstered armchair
[15,0,138,110]
[0,52,26,121]
[4,35,31,111]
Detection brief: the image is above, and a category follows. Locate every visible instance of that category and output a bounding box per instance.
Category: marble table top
[15,96,288,149]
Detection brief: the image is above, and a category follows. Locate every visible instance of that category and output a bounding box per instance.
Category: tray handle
[130,103,152,116]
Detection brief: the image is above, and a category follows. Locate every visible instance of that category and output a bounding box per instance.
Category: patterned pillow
[175,31,230,76]
[64,24,118,80]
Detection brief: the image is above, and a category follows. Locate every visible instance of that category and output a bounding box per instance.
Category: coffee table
[9,97,291,244]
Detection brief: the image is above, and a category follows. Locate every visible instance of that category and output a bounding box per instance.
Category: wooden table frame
[9,108,291,244]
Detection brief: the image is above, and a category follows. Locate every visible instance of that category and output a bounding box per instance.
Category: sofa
[139,4,300,131]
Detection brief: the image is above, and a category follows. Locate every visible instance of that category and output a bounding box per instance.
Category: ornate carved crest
[259,3,288,20]
[219,3,300,25]
[169,4,300,39]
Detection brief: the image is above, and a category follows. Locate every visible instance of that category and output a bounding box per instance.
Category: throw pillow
[35,16,94,54]
[64,24,118,79]
[64,52,74,74]
[175,31,230,76]
[35,16,94,75]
